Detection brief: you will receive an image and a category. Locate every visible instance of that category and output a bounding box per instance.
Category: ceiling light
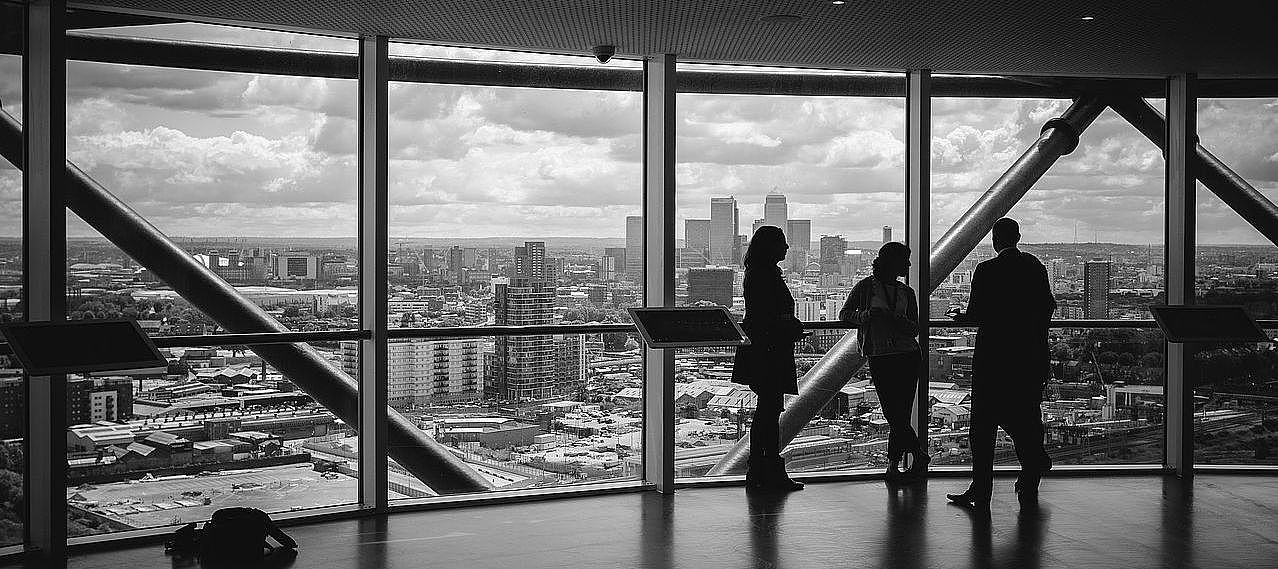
[1080,15,1095,21]
[832,1,846,5]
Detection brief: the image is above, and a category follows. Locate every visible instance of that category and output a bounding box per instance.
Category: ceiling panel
[70,0,1272,78]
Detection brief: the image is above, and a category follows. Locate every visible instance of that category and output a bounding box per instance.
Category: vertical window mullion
[1165,74,1196,477]
[906,69,931,456]
[358,35,389,509]
[642,54,676,493]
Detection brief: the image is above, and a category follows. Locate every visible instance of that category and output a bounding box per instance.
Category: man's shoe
[748,477,804,493]
[946,490,991,509]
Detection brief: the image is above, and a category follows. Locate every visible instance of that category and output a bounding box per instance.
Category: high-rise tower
[1083,259,1112,319]
[764,193,788,239]
[710,197,740,266]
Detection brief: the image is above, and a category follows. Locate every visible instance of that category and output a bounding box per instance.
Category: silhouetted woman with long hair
[839,241,927,482]
[732,225,805,492]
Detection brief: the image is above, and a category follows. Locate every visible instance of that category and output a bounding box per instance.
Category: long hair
[872,241,910,277]
[743,225,786,270]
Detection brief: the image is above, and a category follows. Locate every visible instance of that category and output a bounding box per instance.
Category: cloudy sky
[1,23,1276,245]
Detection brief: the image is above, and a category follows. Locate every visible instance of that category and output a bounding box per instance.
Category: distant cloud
[1,25,1277,246]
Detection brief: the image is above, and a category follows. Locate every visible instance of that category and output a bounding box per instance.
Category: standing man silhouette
[947,218,1056,508]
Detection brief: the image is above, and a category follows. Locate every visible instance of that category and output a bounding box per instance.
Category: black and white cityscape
[0,20,1276,546]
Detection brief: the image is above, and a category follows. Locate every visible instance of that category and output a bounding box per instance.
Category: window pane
[930,89,1166,322]
[673,66,905,478]
[387,45,643,331]
[381,333,641,499]
[385,44,643,495]
[1193,97,1278,465]
[927,83,1168,467]
[0,0,24,547]
[66,342,356,536]
[65,18,358,335]
[675,68,906,315]
[928,324,1166,466]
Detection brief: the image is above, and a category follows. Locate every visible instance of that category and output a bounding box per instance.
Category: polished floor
[33,475,1278,568]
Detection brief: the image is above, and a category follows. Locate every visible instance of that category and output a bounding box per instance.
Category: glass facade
[1193,98,1278,465]
[670,67,904,478]
[1,9,1274,553]
[65,342,356,536]
[373,333,640,498]
[929,90,1167,322]
[0,0,23,547]
[64,21,359,334]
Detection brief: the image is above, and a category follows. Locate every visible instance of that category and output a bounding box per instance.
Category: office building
[446,246,476,284]
[764,193,788,239]
[786,219,812,272]
[820,236,848,274]
[273,253,319,281]
[709,197,740,266]
[491,277,557,401]
[1084,259,1112,319]
[625,215,643,278]
[882,225,893,244]
[684,219,710,264]
[513,241,546,281]
[786,219,812,252]
[342,339,481,407]
[686,267,735,307]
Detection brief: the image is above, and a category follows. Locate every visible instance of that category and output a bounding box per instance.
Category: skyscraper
[686,267,735,307]
[785,219,813,273]
[882,225,893,244]
[819,235,847,274]
[625,215,643,278]
[602,247,626,281]
[786,219,811,251]
[513,241,546,281]
[764,193,788,239]
[1084,259,1112,319]
[710,197,739,266]
[751,218,766,238]
[684,219,710,264]
[492,242,558,400]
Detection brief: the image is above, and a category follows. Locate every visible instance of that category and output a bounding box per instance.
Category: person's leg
[887,352,922,461]
[966,386,997,499]
[869,358,904,465]
[748,389,782,483]
[1005,386,1049,497]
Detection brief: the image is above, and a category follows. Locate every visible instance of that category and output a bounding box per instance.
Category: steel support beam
[906,70,932,460]
[930,97,1106,284]
[357,35,389,509]
[707,333,866,475]
[1164,75,1196,477]
[642,54,677,493]
[0,110,492,495]
[1108,95,1278,248]
[22,1,67,565]
[711,97,1105,475]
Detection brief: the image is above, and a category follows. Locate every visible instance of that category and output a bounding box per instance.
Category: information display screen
[627,307,750,348]
[0,319,167,375]
[1149,305,1272,343]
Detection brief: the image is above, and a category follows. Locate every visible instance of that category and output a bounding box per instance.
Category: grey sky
[0,23,1276,245]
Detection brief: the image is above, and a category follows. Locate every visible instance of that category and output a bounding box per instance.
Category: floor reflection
[746,490,791,569]
[959,501,1049,569]
[881,481,929,569]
